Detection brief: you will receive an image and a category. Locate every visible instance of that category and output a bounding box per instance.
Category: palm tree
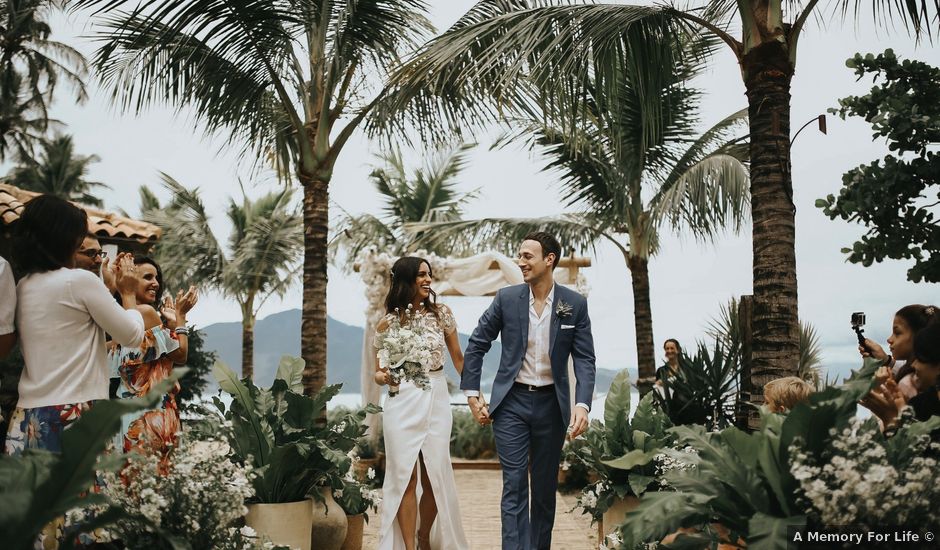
[73,0,435,395]
[330,143,478,267]
[7,133,109,206]
[0,0,87,160]
[143,174,303,380]
[408,46,749,395]
[376,0,939,400]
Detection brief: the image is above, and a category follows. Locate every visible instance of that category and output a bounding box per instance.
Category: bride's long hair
[384,256,442,323]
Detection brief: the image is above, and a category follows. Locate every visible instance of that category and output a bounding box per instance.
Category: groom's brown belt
[513,382,554,392]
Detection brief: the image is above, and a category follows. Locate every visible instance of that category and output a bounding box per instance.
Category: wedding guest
[859,304,938,398]
[109,255,197,471]
[4,195,145,455]
[72,234,106,275]
[0,255,15,359]
[864,320,940,430]
[655,338,682,386]
[763,376,813,413]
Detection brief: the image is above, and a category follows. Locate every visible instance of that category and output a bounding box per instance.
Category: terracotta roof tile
[0,182,161,244]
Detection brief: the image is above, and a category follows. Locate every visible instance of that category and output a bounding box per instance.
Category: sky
[25,2,939,377]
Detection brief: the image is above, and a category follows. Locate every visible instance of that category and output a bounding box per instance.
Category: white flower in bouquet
[376,305,434,397]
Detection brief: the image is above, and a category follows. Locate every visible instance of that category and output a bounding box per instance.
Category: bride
[373,257,469,550]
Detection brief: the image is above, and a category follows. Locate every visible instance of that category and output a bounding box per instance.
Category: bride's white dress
[376,306,469,550]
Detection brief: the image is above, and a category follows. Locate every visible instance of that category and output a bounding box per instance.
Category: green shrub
[449,408,497,459]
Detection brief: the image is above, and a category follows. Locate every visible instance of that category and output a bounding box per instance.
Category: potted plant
[570,369,672,541]
[353,436,381,481]
[335,477,380,550]
[213,356,379,550]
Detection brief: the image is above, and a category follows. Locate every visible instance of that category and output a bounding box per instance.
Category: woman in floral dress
[109,256,197,472]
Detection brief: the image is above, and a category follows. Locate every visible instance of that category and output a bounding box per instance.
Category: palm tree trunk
[300,174,330,396]
[241,315,255,380]
[626,253,656,396]
[742,40,800,399]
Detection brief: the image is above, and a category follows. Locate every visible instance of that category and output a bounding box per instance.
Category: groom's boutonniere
[555,300,573,319]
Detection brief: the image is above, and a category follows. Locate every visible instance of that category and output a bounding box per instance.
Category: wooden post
[736,295,758,431]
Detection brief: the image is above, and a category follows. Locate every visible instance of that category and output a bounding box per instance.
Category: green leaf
[628,473,655,497]
[275,355,305,393]
[214,360,271,465]
[604,369,632,428]
[603,449,658,471]
[747,513,805,550]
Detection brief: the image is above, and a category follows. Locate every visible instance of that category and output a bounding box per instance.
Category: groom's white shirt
[465,284,588,411]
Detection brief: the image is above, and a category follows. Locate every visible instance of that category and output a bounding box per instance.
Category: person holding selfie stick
[858,304,938,399]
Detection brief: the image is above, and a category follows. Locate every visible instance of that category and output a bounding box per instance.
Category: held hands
[468,396,491,426]
[567,406,589,440]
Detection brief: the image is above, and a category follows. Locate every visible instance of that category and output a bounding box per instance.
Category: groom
[462,232,596,550]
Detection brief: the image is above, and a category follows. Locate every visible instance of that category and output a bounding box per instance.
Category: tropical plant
[378,0,940,402]
[212,356,380,504]
[571,370,672,521]
[706,297,824,388]
[143,174,302,380]
[819,50,940,283]
[449,408,497,459]
[331,143,479,268]
[655,341,742,430]
[0,0,87,161]
[0,376,178,550]
[6,134,109,206]
[403,39,749,395]
[73,0,437,396]
[612,359,912,549]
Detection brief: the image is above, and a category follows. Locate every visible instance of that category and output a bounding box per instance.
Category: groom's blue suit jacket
[461,283,596,428]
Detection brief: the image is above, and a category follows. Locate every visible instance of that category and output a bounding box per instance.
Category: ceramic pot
[311,487,348,550]
[245,498,313,550]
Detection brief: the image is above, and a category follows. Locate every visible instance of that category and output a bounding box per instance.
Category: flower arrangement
[791,410,940,529]
[376,304,433,396]
[335,452,382,522]
[102,428,279,549]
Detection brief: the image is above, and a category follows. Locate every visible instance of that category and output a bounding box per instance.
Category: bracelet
[883,354,893,367]
[174,327,189,336]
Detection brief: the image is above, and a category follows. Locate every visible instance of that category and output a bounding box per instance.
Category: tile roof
[0,182,161,244]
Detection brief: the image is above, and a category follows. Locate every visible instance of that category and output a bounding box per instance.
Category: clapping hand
[161,286,198,329]
[860,377,906,429]
[112,253,138,295]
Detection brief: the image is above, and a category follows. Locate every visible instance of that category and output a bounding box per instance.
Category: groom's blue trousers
[491,384,567,550]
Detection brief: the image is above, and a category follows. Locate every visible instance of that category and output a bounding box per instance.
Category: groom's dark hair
[522,232,561,269]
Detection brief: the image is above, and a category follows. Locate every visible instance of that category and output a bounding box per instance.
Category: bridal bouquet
[376,305,433,397]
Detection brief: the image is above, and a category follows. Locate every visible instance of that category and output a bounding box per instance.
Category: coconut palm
[330,143,478,267]
[143,174,303,380]
[0,0,87,160]
[376,0,939,398]
[7,133,109,206]
[73,0,435,395]
[408,45,749,394]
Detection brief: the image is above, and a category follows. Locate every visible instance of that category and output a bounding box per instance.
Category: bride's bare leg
[397,464,419,550]
[417,453,437,548]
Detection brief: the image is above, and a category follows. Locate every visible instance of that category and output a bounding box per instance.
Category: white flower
[367,468,376,480]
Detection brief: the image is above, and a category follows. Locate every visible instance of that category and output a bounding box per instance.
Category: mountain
[199,309,620,394]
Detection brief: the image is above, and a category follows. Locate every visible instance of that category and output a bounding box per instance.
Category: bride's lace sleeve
[373,314,393,349]
[439,305,457,335]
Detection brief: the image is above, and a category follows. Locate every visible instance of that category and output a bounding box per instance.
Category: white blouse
[15,268,145,408]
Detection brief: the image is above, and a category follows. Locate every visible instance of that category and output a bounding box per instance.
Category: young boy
[764,376,813,413]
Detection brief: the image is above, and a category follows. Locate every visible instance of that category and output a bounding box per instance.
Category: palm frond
[404,214,611,258]
[374,2,701,144]
[146,173,226,287]
[799,323,823,387]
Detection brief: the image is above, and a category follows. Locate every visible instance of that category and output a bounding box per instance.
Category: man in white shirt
[0,255,15,358]
[462,232,596,550]
[72,234,106,275]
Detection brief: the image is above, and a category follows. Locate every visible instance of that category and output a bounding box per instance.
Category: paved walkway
[363,468,597,549]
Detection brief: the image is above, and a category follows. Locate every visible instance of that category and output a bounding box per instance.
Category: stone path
[363,467,597,549]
